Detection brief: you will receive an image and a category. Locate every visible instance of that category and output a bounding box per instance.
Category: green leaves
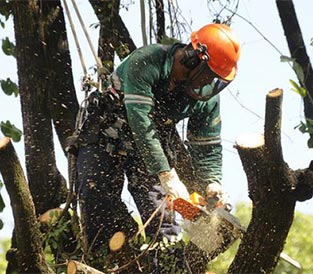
[2,37,15,57]
[0,1,12,28]
[280,55,305,86]
[289,79,307,97]
[280,55,307,97]
[0,78,18,97]
[0,121,22,142]
[294,119,313,148]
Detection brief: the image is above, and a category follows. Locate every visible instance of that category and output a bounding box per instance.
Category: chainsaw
[170,192,302,269]
[170,192,245,260]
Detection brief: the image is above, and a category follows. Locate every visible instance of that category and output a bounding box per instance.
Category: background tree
[276,0,313,147]
[0,0,312,273]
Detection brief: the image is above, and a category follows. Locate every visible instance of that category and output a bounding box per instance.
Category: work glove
[158,168,190,200]
[206,182,232,211]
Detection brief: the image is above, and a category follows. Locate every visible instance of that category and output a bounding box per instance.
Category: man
[75,23,240,272]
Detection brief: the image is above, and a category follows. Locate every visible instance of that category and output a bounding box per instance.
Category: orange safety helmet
[190,23,241,81]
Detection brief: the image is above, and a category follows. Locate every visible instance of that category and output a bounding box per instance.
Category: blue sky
[0,0,312,238]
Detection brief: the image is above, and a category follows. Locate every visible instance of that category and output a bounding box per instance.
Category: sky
[0,0,312,239]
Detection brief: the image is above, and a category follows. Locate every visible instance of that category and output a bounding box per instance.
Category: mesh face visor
[185,78,230,101]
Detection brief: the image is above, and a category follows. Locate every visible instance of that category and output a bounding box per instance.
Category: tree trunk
[229,89,297,273]
[0,138,52,274]
[11,0,77,215]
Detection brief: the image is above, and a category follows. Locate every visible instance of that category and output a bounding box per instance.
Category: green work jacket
[112,43,222,185]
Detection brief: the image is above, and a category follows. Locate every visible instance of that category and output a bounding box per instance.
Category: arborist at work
[74,23,241,272]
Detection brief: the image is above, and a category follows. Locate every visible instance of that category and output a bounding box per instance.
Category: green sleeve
[125,102,171,174]
[116,44,174,175]
[186,95,223,190]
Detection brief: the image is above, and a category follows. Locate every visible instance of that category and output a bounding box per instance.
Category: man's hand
[206,182,232,211]
[158,168,190,199]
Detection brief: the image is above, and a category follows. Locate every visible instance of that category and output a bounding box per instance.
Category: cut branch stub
[109,231,126,252]
[234,132,266,201]
[265,88,284,166]
[67,260,105,274]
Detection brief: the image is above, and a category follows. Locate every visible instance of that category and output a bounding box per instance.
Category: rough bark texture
[11,0,77,216]
[89,0,137,74]
[276,0,313,132]
[154,0,165,43]
[0,138,52,274]
[229,89,299,273]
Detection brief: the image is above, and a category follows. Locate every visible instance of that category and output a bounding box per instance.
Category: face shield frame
[184,78,230,101]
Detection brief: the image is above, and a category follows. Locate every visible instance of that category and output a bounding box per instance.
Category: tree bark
[11,0,76,215]
[276,0,313,133]
[0,138,52,274]
[154,0,165,43]
[89,0,137,74]
[229,89,297,273]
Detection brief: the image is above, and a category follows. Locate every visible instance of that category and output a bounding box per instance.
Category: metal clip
[81,74,92,92]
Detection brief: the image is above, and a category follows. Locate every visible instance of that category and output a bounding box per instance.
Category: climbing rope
[62,0,105,216]
[62,0,104,96]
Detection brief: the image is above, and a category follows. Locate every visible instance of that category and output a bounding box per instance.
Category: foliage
[0,1,12,28]
[276,210,313,273]
[294,119,313,148]
[207,202,313,273]
[289,79,307,98]
[0,78,18,97]
[1,37,15,57]
[280,55,312,148]
[0,121,22,142]
[41,208,82,271]
[280,55,305,87]
[0,238,10,273]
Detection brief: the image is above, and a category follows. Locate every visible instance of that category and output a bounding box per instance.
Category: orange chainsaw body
[172,192,206,220]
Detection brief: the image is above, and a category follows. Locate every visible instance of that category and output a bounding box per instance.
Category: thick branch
[89,0,136,73]
[230,89,297,273]
[276,0,313,124]
[0,138,52,274]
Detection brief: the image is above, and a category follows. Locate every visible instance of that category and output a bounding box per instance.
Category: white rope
[62,0,104,93]
[69,0,103,71]
[62,0,87,76]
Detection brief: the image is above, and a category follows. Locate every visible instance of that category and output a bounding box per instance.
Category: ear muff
[180,43,210,70]
[180,45,201,70]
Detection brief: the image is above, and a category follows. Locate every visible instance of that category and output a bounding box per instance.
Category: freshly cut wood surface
[109,231,126,252]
